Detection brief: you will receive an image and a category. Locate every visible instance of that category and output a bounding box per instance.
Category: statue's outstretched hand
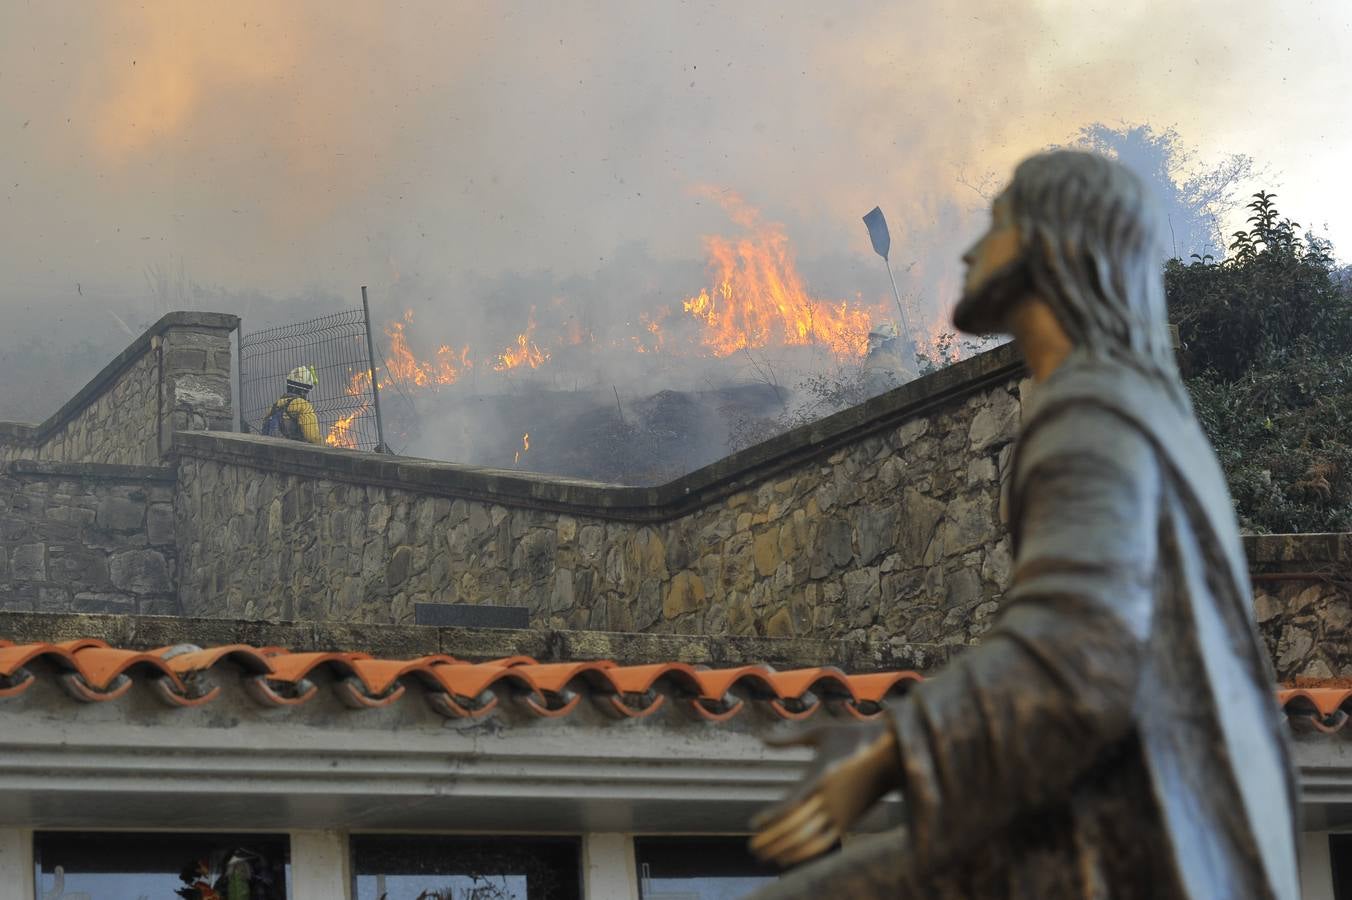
[749,720,903,867]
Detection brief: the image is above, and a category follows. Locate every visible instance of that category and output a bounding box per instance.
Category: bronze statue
[748,150,1300,899]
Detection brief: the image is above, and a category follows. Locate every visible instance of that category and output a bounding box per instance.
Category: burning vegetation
[493,314,550,372]
[324,370,371,450]
[680,191,884,359]
[322,192,957,466]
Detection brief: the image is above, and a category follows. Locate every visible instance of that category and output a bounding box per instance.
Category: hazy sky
[2,1,1350,335]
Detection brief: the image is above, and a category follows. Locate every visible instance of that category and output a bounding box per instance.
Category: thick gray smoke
[1,1,1339,461]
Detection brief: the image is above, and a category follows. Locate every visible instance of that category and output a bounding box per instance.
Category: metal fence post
[235,322,247,433]
[362,286,389,453]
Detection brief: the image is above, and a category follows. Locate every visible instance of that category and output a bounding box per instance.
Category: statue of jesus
[748,150,1300,899]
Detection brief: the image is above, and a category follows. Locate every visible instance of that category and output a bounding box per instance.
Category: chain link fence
[238,307,385,452]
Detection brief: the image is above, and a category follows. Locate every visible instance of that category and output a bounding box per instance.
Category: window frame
[32,829,293,900]
[348,833,584,900]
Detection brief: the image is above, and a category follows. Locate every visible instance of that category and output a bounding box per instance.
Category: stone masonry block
[109,549,172,594]
[147,502,176,545]
[97,496,145,533]
[12,543,46,581]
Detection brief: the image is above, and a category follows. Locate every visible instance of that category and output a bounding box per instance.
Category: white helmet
[286,364,318,394]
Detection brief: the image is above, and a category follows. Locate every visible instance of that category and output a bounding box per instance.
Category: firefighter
[261,364,322,444]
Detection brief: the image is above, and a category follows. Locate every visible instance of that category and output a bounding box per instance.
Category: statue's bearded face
[953,190,1034,334]
[961,192,1021,301]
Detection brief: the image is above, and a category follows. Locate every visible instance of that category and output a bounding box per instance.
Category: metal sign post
[361,286,389,453]
[862,206,917,353]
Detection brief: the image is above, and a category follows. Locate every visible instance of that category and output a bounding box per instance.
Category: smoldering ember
[5,4,1352,900]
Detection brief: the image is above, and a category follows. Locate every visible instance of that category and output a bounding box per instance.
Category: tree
[1072,123,1256,261]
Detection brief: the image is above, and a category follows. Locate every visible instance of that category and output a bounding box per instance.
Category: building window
[634,837,779,900]
[351,835,581,900]
[33,831,290,899]
[1331,834,1352,899]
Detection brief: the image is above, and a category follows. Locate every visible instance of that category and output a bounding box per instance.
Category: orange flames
[514,432,530,464]
[681,190,883,359]
[386,310,471,387]
[362,190,924,423]
[629,311,668,354]
[325,370,371,448]
[493,313,550,371]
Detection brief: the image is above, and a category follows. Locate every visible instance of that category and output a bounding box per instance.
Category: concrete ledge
[0,611,953,672]
[4,460,177,482]
[0,311,239,448]
[1246,533,1352,571]
[175,340,1024,521]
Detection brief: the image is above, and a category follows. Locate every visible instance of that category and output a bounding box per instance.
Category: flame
[514,431,530,464]
[493,312,551,371]
[325,370,371,448]
[628,310,668,354]
[385,310,470,387]
[681,190,883,359]
[325,411,360,448]
[367,190,918,418]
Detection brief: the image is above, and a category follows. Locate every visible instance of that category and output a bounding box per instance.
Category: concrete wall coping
[1245,533,1352,571]
[0,311,239,446]
[3,460,178,483]
[174,340,1025,521]
[0,611,953,672]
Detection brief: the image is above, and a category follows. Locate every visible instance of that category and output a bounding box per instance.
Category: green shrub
[1170,192,1352,532]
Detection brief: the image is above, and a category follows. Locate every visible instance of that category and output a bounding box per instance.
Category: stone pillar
[1300,831,1335,900]
[290,829,352,900]
[0,828,36,898]
[158,314,237,455]
[583,832,640,900]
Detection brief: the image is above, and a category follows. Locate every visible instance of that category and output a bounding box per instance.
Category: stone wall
[174,344,1027,652]
[5,308,1344,681]
[0,461,178,616]
[0,312,238,466]
[1249,533,1352,681]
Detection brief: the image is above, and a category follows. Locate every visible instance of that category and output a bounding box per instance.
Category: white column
[0,828,35,899]
[583,833,639,900]
[1301,831,1335,900]
[290,830,352,900]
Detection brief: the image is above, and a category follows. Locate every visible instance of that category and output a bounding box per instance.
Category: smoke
[2,1,1346,441]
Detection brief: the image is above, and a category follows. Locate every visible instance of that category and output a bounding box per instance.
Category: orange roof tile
[0,637,1332,733]
[1277,685,1352,734]
[0,637,921,723]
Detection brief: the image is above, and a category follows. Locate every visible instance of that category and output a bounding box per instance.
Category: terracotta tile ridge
[0,643,79,678]
[2,636,1338,734]
[841,670,925,703]
[605,662,701,695]
[151,644,274,676]
[1278,680,1352,734]
[345,655,463,696]
[67,647,179,691]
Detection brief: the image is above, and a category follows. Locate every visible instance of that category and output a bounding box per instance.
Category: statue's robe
[755,352,1300,899]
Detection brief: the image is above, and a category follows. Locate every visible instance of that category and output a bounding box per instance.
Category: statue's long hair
[1007,150,1182,389]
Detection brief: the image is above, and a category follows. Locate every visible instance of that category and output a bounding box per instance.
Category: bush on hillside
[1171,192,1352,532]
